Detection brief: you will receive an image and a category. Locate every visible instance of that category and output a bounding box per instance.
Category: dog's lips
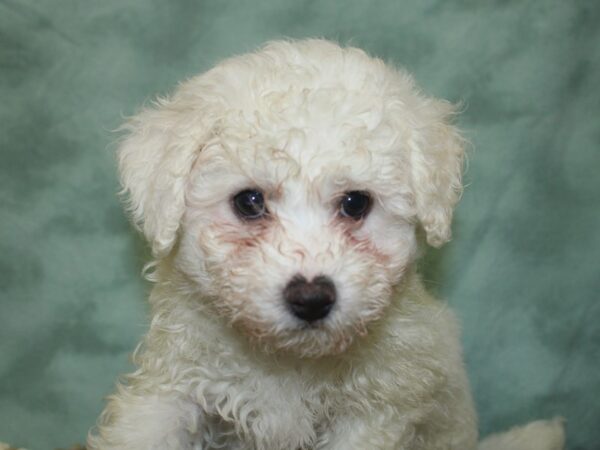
[296,317,330,331]
[230,307,360,357]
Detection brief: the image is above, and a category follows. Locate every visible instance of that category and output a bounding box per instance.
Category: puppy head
[118,40,465,357]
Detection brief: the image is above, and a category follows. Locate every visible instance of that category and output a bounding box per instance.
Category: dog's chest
[192,367,341,450]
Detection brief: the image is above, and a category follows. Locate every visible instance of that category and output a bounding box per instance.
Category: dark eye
[339,191,372,220]
[233,189,267,220]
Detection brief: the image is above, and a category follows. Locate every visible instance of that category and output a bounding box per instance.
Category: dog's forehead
[190,48,416,197]
[211,86,402,167]
[202,110,405,194]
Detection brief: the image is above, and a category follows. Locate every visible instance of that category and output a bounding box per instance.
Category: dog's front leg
[318,406,477,450]
[87,383,204,450]
[316,408,412,450]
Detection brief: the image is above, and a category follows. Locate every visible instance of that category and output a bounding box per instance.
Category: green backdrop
[1,1,599,449]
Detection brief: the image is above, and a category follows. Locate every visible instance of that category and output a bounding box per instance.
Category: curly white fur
[88,39,564,450]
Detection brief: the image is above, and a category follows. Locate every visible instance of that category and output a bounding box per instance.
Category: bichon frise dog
[88,39,564,450]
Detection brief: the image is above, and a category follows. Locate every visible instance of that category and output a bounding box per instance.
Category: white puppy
[88,39,564,450]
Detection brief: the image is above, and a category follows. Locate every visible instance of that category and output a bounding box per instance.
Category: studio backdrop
[1,1,599,449]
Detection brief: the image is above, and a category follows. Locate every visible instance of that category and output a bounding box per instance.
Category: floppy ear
[408,99,466,248]
[117,98,210,258]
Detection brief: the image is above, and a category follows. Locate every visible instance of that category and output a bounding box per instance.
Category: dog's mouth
[230,307,372,359]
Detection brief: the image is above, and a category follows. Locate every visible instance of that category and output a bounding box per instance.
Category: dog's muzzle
[283,275,336,323]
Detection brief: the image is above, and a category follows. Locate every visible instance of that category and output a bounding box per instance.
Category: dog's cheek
[225,222,272,257]
[362,215,417,277]
[200,221,264,280]
[200,220,287,319]
[346,231,391,265]
[334,218,417,321]
[178,201,249,293]
[344,228,414,277]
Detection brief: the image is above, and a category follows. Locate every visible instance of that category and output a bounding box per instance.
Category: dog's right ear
[117,96,212,258]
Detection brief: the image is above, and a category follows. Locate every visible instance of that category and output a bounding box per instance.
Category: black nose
[284,275,336,323]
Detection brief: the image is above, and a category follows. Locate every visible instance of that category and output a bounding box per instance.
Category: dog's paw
[479,418,565,450]
[0,443,27,450]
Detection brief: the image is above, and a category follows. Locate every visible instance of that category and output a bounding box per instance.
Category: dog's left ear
[117,97,211,258]
[408,99,466,248]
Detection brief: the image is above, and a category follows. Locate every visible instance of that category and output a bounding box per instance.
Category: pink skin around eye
[346,232,391,265]
[333,216,391,265]
[207,213,273,260]
[207,199,389,266]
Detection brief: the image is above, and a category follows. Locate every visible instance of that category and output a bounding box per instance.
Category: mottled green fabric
[1,1,598,449]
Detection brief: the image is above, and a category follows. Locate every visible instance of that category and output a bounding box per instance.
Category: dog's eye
[339,191,372,220]
[233,189,267,220]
